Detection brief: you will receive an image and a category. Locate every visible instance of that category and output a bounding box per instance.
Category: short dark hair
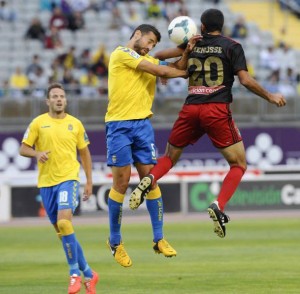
[130,24,161,42]
[201,9,224,33]
[47,83,65,98]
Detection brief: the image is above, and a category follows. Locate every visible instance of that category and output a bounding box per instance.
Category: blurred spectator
[231,16,248,39]
[28,67,49,98]
[276,42,296,74]
[79,69,100,98]
[26,54,44,76]
[67,11,85,31]
[147,0,163,19]
[166,0,189,21]
[0,0,16,22]
[259,46,280,71]
[77,48,91,70]
[61,68,81,94]
[90,44,109,77]
[125,5,141,27]
[167,77,187,96]
[9,67,30,100]
[49,6,68,30]
[40,0,61,11]
[44,26,63,49]
[0,79,10,98]
[109,6,125,29]
[278,67,297,97]
[48,58,64,82]
[67,0,91,13]
[263,70,280,93]
[58,46,77,70]
[24,18,46,43]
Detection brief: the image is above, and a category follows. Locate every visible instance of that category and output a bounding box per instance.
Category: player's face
[134,31,158,56]
[47,88,67,114]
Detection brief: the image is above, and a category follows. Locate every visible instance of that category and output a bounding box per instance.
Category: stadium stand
[0,0,299,130]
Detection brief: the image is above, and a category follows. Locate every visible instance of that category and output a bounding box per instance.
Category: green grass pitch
[0,217,299,294]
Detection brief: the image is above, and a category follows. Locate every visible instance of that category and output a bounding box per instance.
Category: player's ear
[46,98,50,106]
[200,24,205,34]
[134,30,142,39]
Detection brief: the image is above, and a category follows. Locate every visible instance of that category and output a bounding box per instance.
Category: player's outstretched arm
[237,70,286,107]
[154,47,184,60]
[137,59,187,78]
[79,146,93,200]
[173,35,202,70]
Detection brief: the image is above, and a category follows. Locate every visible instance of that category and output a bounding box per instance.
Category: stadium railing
[0,91,299,130]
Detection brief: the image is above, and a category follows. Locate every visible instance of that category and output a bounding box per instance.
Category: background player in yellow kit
[19,83,99,294]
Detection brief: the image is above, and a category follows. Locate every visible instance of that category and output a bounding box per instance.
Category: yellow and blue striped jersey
[105,46,159,122]
[22,113,90,188]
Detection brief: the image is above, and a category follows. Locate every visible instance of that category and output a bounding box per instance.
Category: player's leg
[40,185,81,293]
[205,103,246,238]
[107,165,132,267]
[106,121,133,267]
[146,185,177,257]
[58,181,99,293]
[130,107,200,210]
[129,144,182,210]
[218,141,247,210]
[53,225,97,282]
[134,162,177,257]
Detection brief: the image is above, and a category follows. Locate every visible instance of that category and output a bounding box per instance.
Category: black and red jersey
[185,34,248,104]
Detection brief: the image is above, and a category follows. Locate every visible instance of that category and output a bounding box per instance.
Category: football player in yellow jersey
[19,83,99,294]
[105,24,192,267]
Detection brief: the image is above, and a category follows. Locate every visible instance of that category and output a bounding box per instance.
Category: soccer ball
[168,16,197,45]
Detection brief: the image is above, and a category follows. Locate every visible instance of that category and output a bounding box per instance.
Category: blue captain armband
[159,60,169,66]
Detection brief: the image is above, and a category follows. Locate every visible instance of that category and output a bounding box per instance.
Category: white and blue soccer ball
[168,16,197,45]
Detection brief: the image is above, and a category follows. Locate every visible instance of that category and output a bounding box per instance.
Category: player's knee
[146,185,161,200]
[57,219,74,236]
[231,164,247,174]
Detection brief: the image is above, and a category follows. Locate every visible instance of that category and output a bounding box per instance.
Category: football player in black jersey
[129,9,286,238]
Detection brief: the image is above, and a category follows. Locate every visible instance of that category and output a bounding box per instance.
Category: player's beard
[133,39,148,56]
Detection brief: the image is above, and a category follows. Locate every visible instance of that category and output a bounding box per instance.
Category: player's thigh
[132,119,157,165]
[56,180,80,214]
[106,121,134,166]
[219,141,247,167]
[169,104,205,148]
[40,186,58,224]
[205,104,242,148]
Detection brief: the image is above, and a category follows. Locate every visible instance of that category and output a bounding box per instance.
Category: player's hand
[159,77,168,85]
[185,34,202,54]
[36,151,51,163]
[82,182,93,201]
[269,93,286,107]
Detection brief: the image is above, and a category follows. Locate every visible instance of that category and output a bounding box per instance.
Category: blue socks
[108,197,123,245]
[62,233,80,276]
[146,197,164,243]
[76,241,93,278]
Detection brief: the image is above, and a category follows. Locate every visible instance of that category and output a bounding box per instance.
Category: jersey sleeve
[229,43,248,74]
[116,47,144,69]
[77,121,90,150]
[22,119,38,147]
